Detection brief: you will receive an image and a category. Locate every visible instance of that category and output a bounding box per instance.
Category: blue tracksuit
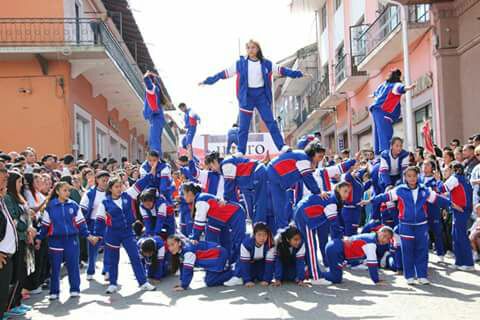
[38,199,89,295]
[274,242,306,282]
[369,81,406,155]
[221,156,267,224]
[267,151,320,231]
[379,149,410,190]
[181,108,200,149]
[313,159,357,193]
[189,161,224,198]
[137,236,169,280]
[180,241,232,289]
[372,184,450,280]
[341,170,367,236]
[421,175,446,257]
[79,186,109,276]
[296,134,316,150]
[139,194,175,236]
[443,174,474,267]
[202,56,302,154]
[178,196,193,237]
[293,193,342,280]
[94,174,152,286]
[237,236,275,283]
[143,75,165,154]
[321,233,381,284]
[140,160,172,202]
[191,193,246,263]
[226,127,239,154]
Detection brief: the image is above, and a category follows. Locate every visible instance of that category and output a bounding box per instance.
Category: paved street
[19,253,480,320]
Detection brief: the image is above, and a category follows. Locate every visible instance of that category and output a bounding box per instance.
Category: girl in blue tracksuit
[378,137,410,191]
[189,150,224,198]
[167,235,233,291]
[224,223,275,287]
[179,103,200,149]
[36,181,97,299]
[79,170,109,279]
[143,71,169,154]
[267,142,325,231]
[182,182,246,263]
[341,167,368,236]
[226,123,239,155]
[140,150,173,201]
[94,164,158,294]
[442,162,475,270]
[200,40,305,156]
[420,159,446,260]
[369,69,415,155]
[367,166,452,285]
[221,156,267,224]
[293,182,350,285]
[139,188,175,237]
[320,227,394,285]
[138,236,170,280]
[272,225,308,287]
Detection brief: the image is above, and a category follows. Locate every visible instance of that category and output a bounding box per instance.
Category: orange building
[277,0,479,154]
[0,0,177,162]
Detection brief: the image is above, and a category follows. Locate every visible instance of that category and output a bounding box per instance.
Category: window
[95,121,108,159]
[110,136,119,160]
[321,4,327,32]
[74,105,91,160]
[120,144,128,160]
[415,104,432,147]
[335,0,342,11]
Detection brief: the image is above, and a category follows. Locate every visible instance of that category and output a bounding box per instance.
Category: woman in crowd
[3,171,35,315]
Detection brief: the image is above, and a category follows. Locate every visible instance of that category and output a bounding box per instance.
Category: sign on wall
[178,133,280,162]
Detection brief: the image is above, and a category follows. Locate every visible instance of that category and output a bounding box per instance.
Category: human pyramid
[5,40,477,306]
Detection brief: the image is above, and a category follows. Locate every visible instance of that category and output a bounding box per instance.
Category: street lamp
[383,0,415,152]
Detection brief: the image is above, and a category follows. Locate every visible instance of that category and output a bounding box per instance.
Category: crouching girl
[166,235,233,291]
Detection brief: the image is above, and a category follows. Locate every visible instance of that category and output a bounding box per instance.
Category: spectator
[0,168,18,319]
[463,144,479,180]
[4,171,35,316]
[454,147,464,163]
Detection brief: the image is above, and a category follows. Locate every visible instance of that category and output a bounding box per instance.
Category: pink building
[281,0,479,153]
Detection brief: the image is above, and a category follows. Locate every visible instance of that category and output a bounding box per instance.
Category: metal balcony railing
[0,18,144,99]
[311,76,330,107]
[350,4,430,65]
[335,54,347,85]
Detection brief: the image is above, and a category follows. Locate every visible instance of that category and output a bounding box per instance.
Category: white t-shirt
[247,59,264,88]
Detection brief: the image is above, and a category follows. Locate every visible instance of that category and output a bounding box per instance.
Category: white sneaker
[311,278,332,286]
[406,278,415,285]
[457,265,475,271]
[86,274,94,281]
[438,256,445,263]
[280,145,292,154]
[105,285,118,294]
[29,286,43,295]
[48,294,59,300]
[223,276,243,287]
[324,267,330,273]
[70,291,80,298]
[140,282,156,291]
[418,278,430,285]
[104,272,110,282]
[233,152,244,158]
[350,264,368,271]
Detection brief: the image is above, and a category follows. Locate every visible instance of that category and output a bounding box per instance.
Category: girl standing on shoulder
[200,40,307,157]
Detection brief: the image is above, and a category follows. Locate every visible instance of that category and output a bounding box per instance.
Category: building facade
[0,0,178,162]
[284,0,479,154]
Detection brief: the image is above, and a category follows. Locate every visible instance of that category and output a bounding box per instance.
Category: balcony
[350,4,431,72]
[0,18,176,146]
[334,53,368,93]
